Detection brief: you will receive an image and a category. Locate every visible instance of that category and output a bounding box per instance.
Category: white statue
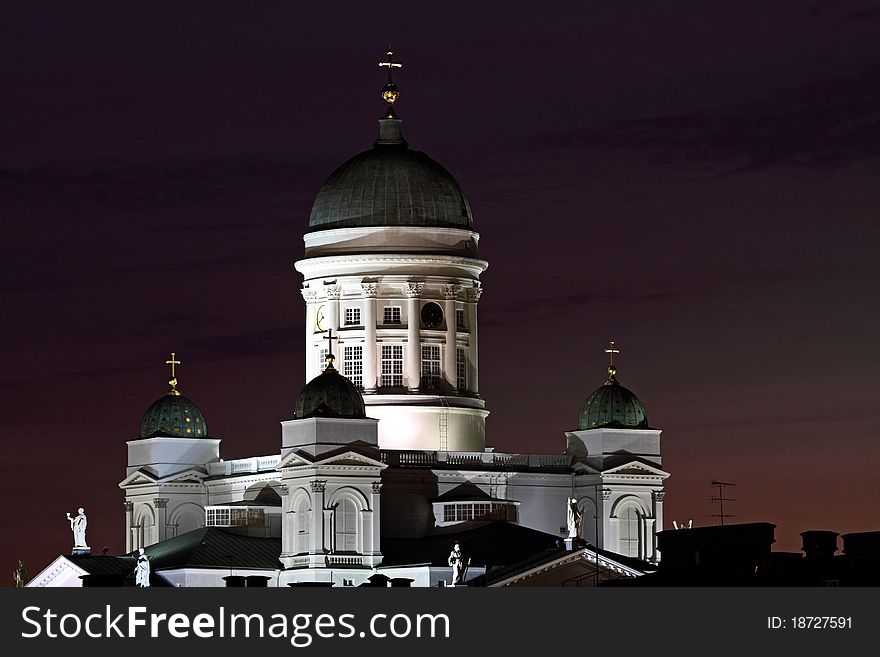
[448,542,466,585]
[13,560,28,588]
[66,508,88,547]
[566,497,582,538]
[135,548,151,587]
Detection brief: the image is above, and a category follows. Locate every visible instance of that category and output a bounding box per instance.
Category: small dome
[578,372,649,430]
[295,363,366,419]
[139,393,209,438]
[308,124,473,232]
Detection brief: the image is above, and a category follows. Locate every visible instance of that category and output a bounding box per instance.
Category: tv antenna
[709,480,736,526]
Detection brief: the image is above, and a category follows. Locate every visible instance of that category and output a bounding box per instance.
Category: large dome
[295,362,366,420]
[308,121,473,232]
[578,369,649,430]
[139,393,209,439]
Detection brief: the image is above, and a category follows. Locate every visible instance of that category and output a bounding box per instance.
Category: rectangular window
[456,348,467,392]
[381,344,404,388]
[421,344,441,391]
[344,345,363,388]
[383,306,401,324]
[318,347,328,373]
[344,307,361,326]
[456,309,465,330]
[473,503,490,520]
[444,505,456,523]
[206,508,231,527]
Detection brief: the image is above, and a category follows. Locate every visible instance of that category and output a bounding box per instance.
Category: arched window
[335,498,359,553]
[293,495,311,555]
[133,504,156,550]
[618,505,641,558]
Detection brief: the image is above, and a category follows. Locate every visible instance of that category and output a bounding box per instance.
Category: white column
[597,486,612,551]
[326,284,342,372]
[301,288,318,383]
[310,481,326,557]
[443,284,461,392]
[369,481,382,559]
[652,489,665,562]
[465,286,483,394]
[405,282,424,392]
[154,498,168,543]
[124,501,134,553]
[362,283,378,392]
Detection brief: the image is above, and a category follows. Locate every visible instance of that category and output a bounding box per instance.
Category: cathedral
[30,53,668,588]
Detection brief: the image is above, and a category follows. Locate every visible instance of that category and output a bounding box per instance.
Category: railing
[207,455,282,477]
[380,450,573,471]
[326,555,364,567]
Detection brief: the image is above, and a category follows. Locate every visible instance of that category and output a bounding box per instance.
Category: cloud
[520,65,880,174]
[0,153,329,223]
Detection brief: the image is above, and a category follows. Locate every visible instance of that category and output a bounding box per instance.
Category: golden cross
[605,341,620,368]
[322,330,338,368]
[378,49,402,83]
[165,352,181,379]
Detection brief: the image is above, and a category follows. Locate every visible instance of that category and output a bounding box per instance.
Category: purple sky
[2,1,879,580]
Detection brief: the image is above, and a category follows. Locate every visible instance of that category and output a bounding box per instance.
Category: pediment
[278,450,315,469]
[312,450,386,468]
[161,469,207,484]
[118,470,158,488]
[603,460,669,478]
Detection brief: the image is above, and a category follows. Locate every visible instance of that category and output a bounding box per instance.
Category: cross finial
[321,330,338,371]
[378,49,403,83]
[165,352,182,395]
[604,341,620,384]
[378,48,403,117]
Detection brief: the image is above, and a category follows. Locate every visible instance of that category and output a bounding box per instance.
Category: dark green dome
[295,364,366,419]
[139,393,209,439]
[308,127,473,232]
[578,372,649,430]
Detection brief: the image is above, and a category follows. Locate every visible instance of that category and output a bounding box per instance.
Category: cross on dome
[378,49,403,117]
[378,49,403,82]
[604,341,620,384]
[321,330,338,370]
[165,352,182,395]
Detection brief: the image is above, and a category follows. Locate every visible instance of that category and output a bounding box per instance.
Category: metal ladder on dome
[438,395,449,452]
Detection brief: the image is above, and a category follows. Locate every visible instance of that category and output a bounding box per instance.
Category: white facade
[295,226,488,452]
[31,91,670,588]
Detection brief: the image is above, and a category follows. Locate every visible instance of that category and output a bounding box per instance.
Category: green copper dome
[578,368,649,430]
[295,362,366,419]
[139,393,209,439]
[308,119,473,232]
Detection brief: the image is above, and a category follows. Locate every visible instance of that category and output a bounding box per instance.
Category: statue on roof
[66,507,88,548]
[135,548,151,587]
[13,560,28,587]
[448,542,468,585]
[567,497,582,539]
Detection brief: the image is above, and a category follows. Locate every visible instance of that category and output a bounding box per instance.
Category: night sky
[3,1,879,581]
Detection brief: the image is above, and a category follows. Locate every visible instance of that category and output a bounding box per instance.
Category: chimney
[800,530,838,561]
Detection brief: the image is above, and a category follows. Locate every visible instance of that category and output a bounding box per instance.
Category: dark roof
[579,377,649,431]
[295,365,366,420]
[434,482,511,503]
[129,527,282,571]
[139,392,210,439]
[66,555,136,576]
[380,522,560,569]
[308,143,473,232]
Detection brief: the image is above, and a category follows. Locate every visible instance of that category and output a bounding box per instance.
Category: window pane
[456,348,467,392]
[344,307,361,325]
[344,345,363,388]
[421,345,441,391]
[381,344,404,387]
